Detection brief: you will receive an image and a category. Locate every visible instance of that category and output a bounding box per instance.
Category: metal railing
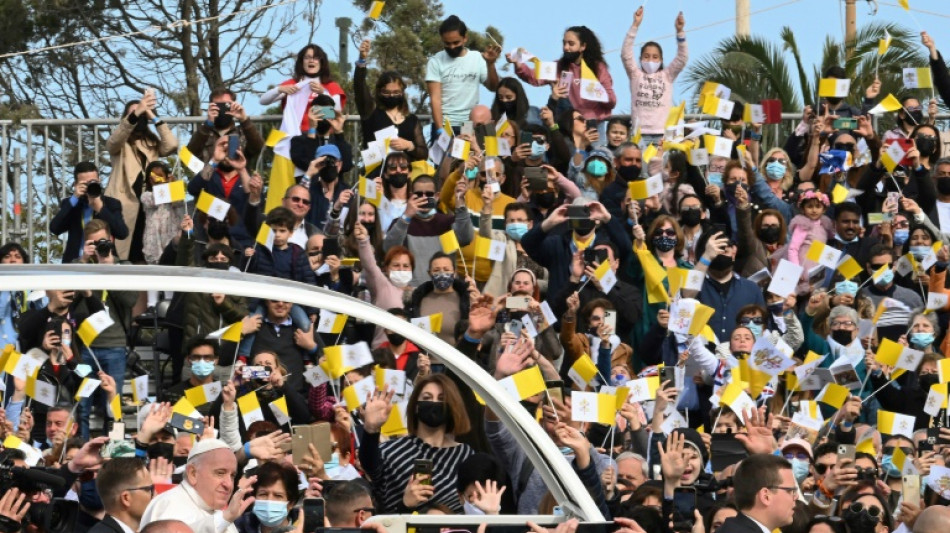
[2,112,947,262]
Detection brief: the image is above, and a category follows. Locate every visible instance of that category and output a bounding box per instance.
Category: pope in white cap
[140,439,258,533]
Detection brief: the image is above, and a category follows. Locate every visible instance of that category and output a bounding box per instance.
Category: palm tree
[684,22,928,116]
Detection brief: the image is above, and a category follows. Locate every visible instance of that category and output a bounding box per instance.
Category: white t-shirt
[425,49,488,125]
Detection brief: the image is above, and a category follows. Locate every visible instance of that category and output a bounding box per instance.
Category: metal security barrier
[1,111,947,262]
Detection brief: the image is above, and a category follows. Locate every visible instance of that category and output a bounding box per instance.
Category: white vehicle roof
[0,264,604,524]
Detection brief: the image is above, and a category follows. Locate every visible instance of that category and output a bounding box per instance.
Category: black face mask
[562,51,581,64]
[937,178,950,195]
[920,373,939,390]
[904,111,925,126]
[616,165,642,182]
[731,351,750,360]
[386,332,406,346]
[571,219,596,236]
[916,136,937,157]
[362,221,376,233]
[758,226,781,244]
[147,442,175,462]
[206,261,231,270]
[416,400,447,428]
[387,172,409,189]
[214,113,234,130]
[320,165,338,183]
[379,95,405,109]
[316,120,332,135]
[825,97,843,107]
[172,455,188,467]
[533,191,557,209]
[444,46,464,58]
[708,255,734,271]
[831,329,854,346]
[679,209,701,227]
[501,101,518,117]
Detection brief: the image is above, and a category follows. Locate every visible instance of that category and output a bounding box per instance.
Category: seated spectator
[50,162,129,264]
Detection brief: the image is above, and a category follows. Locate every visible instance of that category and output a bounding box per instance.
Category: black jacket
[50,196,129,263]
[717,512,770,533]
[86,515,126,533]
[932,51,950,108]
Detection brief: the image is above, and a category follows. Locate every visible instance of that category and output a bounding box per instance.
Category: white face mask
[463,501,486,515]
[641,61,661,74]
[389,270,412,288]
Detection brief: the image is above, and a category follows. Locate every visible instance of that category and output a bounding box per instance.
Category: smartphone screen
[661,366,676,388]
[302,498,325,533]
[413,459,434,485]
[672,488,696,518]
[227,135,239,160]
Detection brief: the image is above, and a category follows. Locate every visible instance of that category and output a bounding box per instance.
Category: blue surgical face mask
[530,141,546,158]
[894,228,910,246]
[790,458,810,483]
[747,323,763,339]
[417,208,437,219]
[191,360,215,378]
[765,161,787,181]
[253,500,289,527]
[559,446,574,456]
[612,374,629,386]
[910,332,936,349]
[708,172,723,187]
[505,222,529,241]
[835,280,859,296]
[324,451,341,471]
[881,454,901,478]
[464,501,486,515]
[465,167,478,180]
[586,159,608,177]
[911,245,931,261]
[875,267,895,286]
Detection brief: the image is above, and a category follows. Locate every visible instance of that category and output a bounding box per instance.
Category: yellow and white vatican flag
[266,81,313,212]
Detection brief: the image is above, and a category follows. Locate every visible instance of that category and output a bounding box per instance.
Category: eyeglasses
[654,228,677,237]
[831,321,856,328]
[190,354,216,362]
[308,249,322,257]
[769,486,798,496]
[708,165,726,173]
[739,317,765,325]
[766,157,788,165]
[413,191,436,198]
[288,196,311,206]
[883,446,915,456]
[869,263,891,270]
[814,463,833,475]
[126,485,156,496]
[834,143,856,151]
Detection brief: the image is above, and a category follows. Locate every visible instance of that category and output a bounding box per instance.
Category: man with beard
[425,15,501,138]
[186,87,264,164]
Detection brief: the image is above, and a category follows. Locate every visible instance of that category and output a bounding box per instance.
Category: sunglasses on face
[883,446,915,456]
[814,463,832,475]
[413,191,436,198]
[288,196,311,206]
[654,228,676,237]
[739,317,765,325]
[308,249,322,257]
[766,157,788,165]
[834,143,855,151]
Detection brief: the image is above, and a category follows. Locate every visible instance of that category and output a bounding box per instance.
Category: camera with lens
[93,238,115,258]
[0,455,78,533]
[216,102,231,113]
[84,181,102,198]
[855,467,878,483]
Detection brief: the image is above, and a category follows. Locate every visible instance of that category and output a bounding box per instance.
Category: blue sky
[248,0,950,115]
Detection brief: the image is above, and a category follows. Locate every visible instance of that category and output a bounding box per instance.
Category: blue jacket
[521,216,632,294]
[699,273,767,340]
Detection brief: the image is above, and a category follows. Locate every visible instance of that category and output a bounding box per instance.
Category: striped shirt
[361,433,473,514]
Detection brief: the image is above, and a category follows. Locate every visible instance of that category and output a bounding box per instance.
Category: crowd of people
[3,6,950,533]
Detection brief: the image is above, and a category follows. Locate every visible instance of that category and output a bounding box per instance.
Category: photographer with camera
[295,142,349,231]
[50,162,129,264]
[185,87,264,165]
[74,220,140,440]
